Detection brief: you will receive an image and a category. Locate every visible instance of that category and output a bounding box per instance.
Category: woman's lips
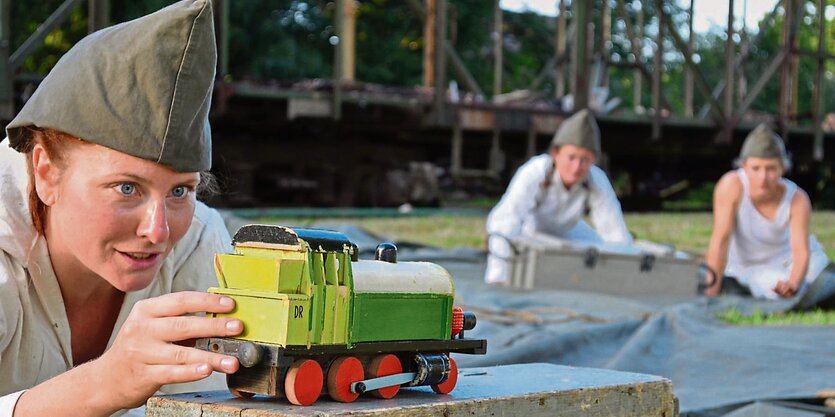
[118,251,162,269]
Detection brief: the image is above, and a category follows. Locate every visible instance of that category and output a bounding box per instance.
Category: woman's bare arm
[774,190,811,298]
[13,292,242,417]
[704,172,741,297]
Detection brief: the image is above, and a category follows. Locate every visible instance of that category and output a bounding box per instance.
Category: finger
[134,292,235,318]
[145,344,240,372]
[147,315,243,342]
[144,363,222,387]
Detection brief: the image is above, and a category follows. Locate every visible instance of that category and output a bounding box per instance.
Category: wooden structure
[145,363,678,417]
[2,1,834,208]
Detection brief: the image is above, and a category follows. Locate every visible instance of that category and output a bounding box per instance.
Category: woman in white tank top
[704,124,829,299]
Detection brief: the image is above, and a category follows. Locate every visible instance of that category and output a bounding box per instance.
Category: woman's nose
[137,198,170,244]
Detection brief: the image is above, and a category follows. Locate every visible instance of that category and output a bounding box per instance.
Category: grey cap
[549,109,601,155]
[739,123,788,164]
[6,0,217,172]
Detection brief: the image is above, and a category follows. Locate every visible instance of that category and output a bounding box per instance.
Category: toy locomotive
[196,224,486,405]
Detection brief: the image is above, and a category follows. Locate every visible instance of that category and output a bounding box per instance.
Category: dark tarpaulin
[222,217,835,416]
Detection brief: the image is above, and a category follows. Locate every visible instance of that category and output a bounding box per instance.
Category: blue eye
[118,183,135,195]
[171,186,187,198]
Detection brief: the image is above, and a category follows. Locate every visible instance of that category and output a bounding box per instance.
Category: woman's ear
[31,143,60,206]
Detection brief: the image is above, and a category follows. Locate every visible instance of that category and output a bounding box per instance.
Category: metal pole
[492,0,502,99]
[684,0,694,116]
[724,0,735,118]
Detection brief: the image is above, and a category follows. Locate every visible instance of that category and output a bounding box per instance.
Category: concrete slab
[146,363,677,417]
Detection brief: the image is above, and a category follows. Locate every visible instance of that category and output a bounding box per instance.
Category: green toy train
[197,224,486,405]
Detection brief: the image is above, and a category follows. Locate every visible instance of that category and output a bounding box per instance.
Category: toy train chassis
[197,337,487,403]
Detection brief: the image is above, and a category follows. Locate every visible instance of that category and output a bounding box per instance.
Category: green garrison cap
[6,0,216,172]
[549,109,601,155]
[739,123,788,164]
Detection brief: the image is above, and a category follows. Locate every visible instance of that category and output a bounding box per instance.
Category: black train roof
[233,224,356,253]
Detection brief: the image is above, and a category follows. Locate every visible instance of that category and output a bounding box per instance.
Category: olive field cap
[549,109,601,156]
[6,0,217,172]
[739,123,789,166]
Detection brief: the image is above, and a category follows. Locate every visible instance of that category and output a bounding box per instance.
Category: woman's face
[35,142,200,292]
[551,144,596,188]
[742,156,784,200]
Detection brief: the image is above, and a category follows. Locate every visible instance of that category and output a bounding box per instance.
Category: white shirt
[0,140,232,416]
[486,154,632,244]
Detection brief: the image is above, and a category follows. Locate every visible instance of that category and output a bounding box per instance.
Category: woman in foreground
[0,1,243,416]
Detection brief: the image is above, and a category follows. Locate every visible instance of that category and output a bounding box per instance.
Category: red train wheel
[285,359,323,406]
[431,357,458,395]
[368,354,403,399]
[327,356,364,403]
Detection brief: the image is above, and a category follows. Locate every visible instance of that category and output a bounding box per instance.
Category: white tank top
[728,168,796,268]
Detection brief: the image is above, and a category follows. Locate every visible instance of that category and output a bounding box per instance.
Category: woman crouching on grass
[704,124,829,299]
[0,1,244,416]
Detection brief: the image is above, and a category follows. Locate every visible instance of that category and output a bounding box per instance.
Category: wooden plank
[146,363,677,417]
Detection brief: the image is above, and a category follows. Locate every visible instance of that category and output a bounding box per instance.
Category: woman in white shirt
[704,124,829,299]
[484,110,632,285]
[0,2,243,416]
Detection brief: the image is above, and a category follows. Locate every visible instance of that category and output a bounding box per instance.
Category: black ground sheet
[224,216,835,416]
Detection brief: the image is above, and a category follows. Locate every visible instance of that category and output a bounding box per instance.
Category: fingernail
[226,320,241,332]
[221,358,236,369]
[197,363,211,374]
[219,297,234,307]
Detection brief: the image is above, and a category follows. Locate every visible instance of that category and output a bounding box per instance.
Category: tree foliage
[10,0,835,121]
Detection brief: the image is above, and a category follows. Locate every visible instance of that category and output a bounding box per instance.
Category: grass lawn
[261,210,835,324]
[263,211,835,261]
[718,308,835,325]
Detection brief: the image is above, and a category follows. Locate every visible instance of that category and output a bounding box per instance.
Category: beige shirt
[0,140,232,416]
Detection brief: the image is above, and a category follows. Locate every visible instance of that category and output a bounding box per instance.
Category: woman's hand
[91,291,243,411]
[773,279,800,298]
